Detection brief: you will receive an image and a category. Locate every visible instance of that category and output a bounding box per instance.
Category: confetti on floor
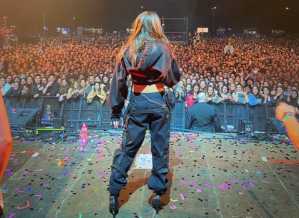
[2,130,299,218]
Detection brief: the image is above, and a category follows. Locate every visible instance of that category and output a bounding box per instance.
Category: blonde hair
[117,11,169,66]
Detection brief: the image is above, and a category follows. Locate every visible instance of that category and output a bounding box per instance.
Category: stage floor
[3,131,299,218]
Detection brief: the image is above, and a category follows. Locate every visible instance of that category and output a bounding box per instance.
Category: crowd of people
[0,37,117,104]
[173,37,298,108]
[0,34,298,109]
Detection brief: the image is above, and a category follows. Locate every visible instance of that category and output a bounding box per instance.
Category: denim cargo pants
[109,91,171,196]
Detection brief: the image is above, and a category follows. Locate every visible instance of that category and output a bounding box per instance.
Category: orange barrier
[283,117,299,150]
[276,103,299,150]
[0,95,13,180]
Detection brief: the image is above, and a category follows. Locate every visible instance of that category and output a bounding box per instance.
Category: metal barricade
[79,99,103,129]
[214,103,225,130]
[249,105,266,132]
[101,103,112,130]
[62,97,83,131]
[223,103,249,132]
[170,102,186,130]
[39,97,64,128]
[3,96,280,134]
[4,96,43,130]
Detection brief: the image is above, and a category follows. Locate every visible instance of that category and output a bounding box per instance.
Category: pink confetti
[5,169,14,177]
[180,193,185,201]
[15,187,25,194]
[8,212,16,218]
[203,182,214,189]
[218,182,231,191]
[190,180,197,187]
[64,156,71,161]
[241,180,256,190]
[169,203,177,210]
[196,188,203,193]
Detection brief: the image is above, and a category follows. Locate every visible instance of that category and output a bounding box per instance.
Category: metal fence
[3,96,281,134]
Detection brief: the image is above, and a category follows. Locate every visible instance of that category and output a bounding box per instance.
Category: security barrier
[4,97,43,129]
[3,96,280,134]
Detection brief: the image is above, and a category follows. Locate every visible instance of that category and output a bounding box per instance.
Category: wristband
[282,112,295,122]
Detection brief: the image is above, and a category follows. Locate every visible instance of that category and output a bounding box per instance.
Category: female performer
[108,11,181,217]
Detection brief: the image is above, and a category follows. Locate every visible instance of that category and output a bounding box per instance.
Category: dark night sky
[0,0,298,34]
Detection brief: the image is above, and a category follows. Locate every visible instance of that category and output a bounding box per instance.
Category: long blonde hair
[117,11,169,66]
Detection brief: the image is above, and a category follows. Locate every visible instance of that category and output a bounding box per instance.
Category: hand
[276,102,297,121]
[0,191,3,210]
[112,119,120,128]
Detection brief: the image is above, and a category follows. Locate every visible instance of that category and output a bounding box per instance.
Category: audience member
[0,35,297,109]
